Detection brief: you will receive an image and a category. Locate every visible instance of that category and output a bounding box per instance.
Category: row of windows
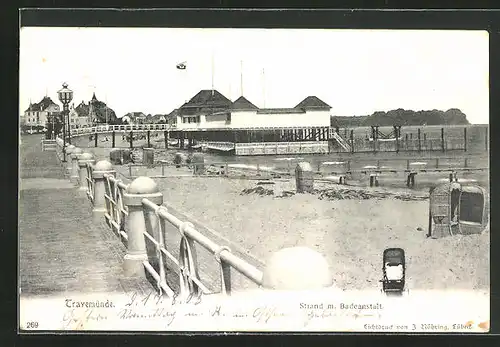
[181,114,232,123]
[182,116,201,124]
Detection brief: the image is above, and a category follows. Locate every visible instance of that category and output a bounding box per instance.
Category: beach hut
[427,182,488,238]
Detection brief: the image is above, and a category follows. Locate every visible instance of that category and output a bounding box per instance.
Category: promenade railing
[53,137,265,298]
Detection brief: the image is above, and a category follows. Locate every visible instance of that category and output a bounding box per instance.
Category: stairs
[41,139,57,152]
[329,129,351,152]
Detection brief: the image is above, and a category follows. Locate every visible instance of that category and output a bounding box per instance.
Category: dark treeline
[331,108,470,127]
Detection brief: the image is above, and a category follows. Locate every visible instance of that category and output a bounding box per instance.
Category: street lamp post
[57,82,73,162]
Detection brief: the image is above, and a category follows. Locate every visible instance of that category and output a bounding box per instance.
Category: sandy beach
[113,161,490,292]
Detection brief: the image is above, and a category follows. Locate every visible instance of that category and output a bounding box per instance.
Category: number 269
[25,322,39,329]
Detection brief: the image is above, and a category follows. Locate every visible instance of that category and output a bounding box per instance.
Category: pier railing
[69,123,171,136]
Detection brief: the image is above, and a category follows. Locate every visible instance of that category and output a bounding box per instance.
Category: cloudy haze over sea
[19,28,489,124]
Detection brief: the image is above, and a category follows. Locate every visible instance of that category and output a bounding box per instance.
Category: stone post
[295,162,314,193]
[261,247,333,290]
[78,152,95,192]
[65,145,75,176]
[92,160,116,223]
[70,147,83,185]
[122,176,163,277]
[192,153,205,175]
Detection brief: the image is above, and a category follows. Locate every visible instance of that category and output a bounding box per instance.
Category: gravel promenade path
[19,135,152,297]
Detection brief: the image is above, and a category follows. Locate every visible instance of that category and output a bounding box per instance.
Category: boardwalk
[19,135,152,296]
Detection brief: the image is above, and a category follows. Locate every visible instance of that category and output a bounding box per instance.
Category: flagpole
[240,60,243,96]
[211,52,215,96]
[105,94,108,124]
[262,67,266,108]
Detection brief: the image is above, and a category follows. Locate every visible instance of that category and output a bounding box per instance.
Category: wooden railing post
[78,153,95,192]
[92,160,116,223]
[441,127,445,152]
[463,127,467,152]
[70,147,83,185]
[417,128,421,152]
[123,176,162,277]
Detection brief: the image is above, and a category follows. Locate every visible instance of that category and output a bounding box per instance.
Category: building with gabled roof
[295,96,332,110]
[122,112,147,124]
[23,96,60,127]
[67,93,117,128]
[231,96,259,110]
[173,89,332,129]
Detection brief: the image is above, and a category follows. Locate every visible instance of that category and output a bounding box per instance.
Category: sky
[19,28,489,124]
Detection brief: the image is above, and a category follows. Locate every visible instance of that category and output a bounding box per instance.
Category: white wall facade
[24,110,48,126]
[230,109,330,128]
[69,108,92,129]
[173,109,331,130]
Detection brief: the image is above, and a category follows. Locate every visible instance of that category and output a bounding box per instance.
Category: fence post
[350,130,354,153]
[92,160,116,223]
[164,130,168,149]
[463,127,467,152]
[441,127,445,152]
[147,130,151,148]
[94,132,98,147]
[417,128,421,152]
[112,131,116,148]
[129,131,133,149]
[78,153,95,191]
[70,147,83,185]
[123,176,162,277]
[261,247,333,290]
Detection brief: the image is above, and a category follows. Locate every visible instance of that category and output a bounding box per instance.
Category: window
[226,113,231,122]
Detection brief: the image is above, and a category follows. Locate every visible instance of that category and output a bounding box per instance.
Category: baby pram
[380,248,405,293]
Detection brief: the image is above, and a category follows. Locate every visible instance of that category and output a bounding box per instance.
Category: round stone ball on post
[77,152,95,191]
[295,162,314,193]
[70,147,83,185]
[122,176,163,277]
[65,145,76,176]
[91,160,116,224]
[261,247,333,290]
